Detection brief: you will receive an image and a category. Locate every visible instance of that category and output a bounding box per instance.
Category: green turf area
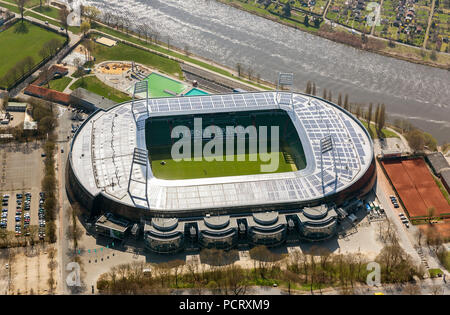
[48,76,72,92]
[0,20,65,85]
[428,268,443,278]
[69,76,131,103]
[360,121,399,139]
[90,26,270,90]
[32,5,60,19]
[88,39,183,78]
[0,2,20,13]
[151,152,294,180]
[3,0,41,8]
[23,11,80,34]
[145,109,306,179]
[143,72,186,97]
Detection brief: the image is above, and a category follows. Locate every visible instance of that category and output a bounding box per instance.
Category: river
[71,0,449,143]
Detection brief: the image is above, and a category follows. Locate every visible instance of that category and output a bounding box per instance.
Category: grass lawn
[69,75,131,103]
[144,72,186,97]
[24,11,80,34]
[360,121,399,139]
[47,76,72,92]
[150,152,294,180]
[3,0,41,8]
[428,268,443,278]
[32,5,60,20]
[0,20,65,85]
[88,39,183,78]
[90,25,270,90]
[0,2,19,13]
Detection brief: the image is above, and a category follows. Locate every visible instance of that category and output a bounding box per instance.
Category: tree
[80,21,91,36]
[59,7,70,36]
[377,103,386,135]
[402,282,421,295]
[305,81,312,94]
[282,2,291,18]
[406,129,425,152]
[367,103,373,126]
[15,0,29,21]
[236,63,242,77]
[343,94,349,110]
[83,6,100,23]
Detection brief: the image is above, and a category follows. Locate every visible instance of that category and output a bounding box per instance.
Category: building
[95,213,130,240]
[68,91,376,251]
[6,102,27,112]
[426,152,449,176]
[441,169,450,194]
[70,88,117,112]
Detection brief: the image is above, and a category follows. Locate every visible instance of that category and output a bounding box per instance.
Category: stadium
[67,90,376,253]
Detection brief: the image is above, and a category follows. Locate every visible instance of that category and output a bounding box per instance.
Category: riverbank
[215,0,450,70]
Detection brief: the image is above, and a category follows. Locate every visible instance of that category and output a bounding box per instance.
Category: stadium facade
[68,91,376,253]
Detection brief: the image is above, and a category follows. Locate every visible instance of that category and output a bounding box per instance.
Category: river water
[73,0,449,143]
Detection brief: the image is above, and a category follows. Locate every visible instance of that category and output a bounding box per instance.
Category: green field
[143,72,186,97]
[69,76,131,103]
[145,109,306,180]
[48,76,72,92]
[88,39,183,78]
[151,152,294,180]
[32,6,61,20]
[0,20,65,85]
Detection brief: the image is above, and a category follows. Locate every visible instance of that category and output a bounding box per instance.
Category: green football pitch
[145,109,306,180]
[150,152,296,180]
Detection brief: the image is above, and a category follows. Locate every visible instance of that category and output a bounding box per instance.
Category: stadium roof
[70,91,373,213]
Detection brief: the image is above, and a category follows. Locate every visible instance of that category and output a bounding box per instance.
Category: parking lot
[0,143,46,241]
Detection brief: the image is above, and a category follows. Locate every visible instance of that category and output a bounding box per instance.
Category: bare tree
[15,0,29,21]
[59,7,70,36]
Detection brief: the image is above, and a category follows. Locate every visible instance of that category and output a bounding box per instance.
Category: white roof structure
[69,91,373,213]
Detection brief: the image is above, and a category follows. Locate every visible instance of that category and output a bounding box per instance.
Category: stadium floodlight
[277,72,294,90]
[132,81,149,122]
[277,73,294,109]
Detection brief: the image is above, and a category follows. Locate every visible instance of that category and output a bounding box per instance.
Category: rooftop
[70,91,373,213]
[71,87,117,111]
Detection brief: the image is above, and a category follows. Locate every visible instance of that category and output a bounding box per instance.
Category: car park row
[1,192,46,239]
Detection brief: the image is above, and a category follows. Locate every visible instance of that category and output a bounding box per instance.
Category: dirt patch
[98,62,131,75]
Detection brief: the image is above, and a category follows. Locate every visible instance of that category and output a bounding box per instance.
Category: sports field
[382,158,450,218]
[0,21,65,84]
[144,73,186,97]
[146,109,306,179]
[151,152,295,180]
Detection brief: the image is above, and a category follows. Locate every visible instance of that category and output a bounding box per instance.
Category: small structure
[426,152,449,176]
[95,213,129,240]
[440,169,450,193]
[6,102,27,112]
[70,87,117,112]
[95,37,118,47]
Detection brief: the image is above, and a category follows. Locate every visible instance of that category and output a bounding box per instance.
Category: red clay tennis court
[381,158,450,218]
